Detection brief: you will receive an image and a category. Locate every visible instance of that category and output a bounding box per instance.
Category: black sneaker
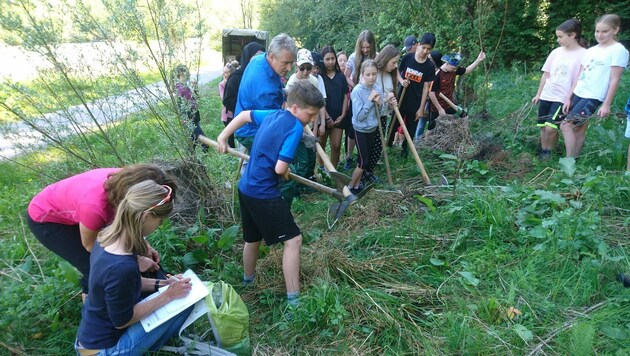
[363,171,380,184]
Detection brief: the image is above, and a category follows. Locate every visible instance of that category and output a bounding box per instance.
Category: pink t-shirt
[540,46,586,103]
[27,168,120,230]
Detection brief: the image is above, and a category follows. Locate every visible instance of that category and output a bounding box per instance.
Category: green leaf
[192,249,208,262]
[458,271,480,286]
[559,157,576,177]
[430,258,445,266]
[513,324,534,342]
[601,325,628,340]
[534,190,565,204]
[415,195,436,212]
[182,252,199,266]
[185,225,199,237]
[217,225,240,250]
[191,233,208,244]
[528,226,548,239]
[439,153,459,161]
[569,200,583,209]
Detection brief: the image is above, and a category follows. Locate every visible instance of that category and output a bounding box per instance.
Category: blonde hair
[352,30,376,84]
[596,14,621,31]
[98,180,174,256]
[225,60,240,74]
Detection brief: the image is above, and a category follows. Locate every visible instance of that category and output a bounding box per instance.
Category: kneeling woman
[76,181,192,355]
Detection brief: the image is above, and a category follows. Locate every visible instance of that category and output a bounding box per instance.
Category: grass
[1,68,630,355]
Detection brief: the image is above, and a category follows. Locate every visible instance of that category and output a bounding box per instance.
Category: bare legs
[242,236,302,295]
[561,121,589,158]
[540,126,558,152]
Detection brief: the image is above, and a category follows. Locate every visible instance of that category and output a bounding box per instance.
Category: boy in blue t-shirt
[217,80,325,308]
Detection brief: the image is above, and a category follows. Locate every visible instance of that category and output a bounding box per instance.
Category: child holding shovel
[369,45,400,183]
[424,50,485,136]
[348,60,397,194]
[216,80,325,309]
[389,33,436,158]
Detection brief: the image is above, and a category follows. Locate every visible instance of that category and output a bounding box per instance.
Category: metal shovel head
[329,171,352,190]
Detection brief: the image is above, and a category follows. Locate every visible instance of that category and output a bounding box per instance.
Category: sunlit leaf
[458,271,479,286]
[513,323,533,342]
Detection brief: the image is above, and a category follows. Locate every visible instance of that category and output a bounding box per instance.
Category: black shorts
[537,100,563,128]
[238,191,301,246]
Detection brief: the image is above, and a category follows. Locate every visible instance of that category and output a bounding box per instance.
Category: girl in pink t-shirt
[532,18,587,160]
[26,164,176,299]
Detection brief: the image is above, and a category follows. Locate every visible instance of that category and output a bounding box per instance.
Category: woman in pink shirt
[26,164,177,300]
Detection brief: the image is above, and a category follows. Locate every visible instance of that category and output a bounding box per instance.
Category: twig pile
[417,114,480,158]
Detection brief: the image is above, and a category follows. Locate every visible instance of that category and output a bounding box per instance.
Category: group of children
[210,13,630,315]
[532,14,629,166]
[21,14,628,354]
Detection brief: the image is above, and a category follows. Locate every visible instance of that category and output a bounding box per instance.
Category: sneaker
[349,182,365,196]
[344,156,353,170]
[363,171,380,184]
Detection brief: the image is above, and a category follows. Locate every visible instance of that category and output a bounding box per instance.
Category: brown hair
[374,45,400,90]
[353,30,376,84]
[105,164,177,208]
[557,18,588,48]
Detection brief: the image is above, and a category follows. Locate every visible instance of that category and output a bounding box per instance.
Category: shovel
[393,107,431,185]
[439,93,467,118]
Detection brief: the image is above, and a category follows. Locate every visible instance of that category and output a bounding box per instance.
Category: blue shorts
[566,95,601,125]
[238,190,300,246]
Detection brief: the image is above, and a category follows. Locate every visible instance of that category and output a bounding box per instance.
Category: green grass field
[1,70,629,355]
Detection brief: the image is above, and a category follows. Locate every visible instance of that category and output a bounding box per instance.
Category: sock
[287,291,300,307]
[243,273,256,286]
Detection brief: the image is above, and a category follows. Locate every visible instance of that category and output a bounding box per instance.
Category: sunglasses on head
[299,64,313,72]
[147,185,172,212]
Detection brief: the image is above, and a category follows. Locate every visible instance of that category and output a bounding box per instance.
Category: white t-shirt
[574,42,629,101]
[286,73,325,99]
[316,74,327,99]
[540,46,586,103]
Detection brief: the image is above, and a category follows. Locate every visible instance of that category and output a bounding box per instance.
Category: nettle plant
[511,158,623,261]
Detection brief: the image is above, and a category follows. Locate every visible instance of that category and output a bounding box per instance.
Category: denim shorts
[566,95,601,125]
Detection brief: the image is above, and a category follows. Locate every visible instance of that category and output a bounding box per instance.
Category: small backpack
[161,280,250,355]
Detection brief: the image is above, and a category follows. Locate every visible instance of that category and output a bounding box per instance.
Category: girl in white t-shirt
[532,19,587,160]
[561,14,629,158]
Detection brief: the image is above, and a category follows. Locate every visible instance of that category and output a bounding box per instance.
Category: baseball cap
[403,35,417,51]
[296,48,314,66]
[441,53,462,66]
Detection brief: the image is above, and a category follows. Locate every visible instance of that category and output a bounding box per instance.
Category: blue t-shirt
[238,110,303,199]
[77,241,141,349]
[234,54,285,138]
